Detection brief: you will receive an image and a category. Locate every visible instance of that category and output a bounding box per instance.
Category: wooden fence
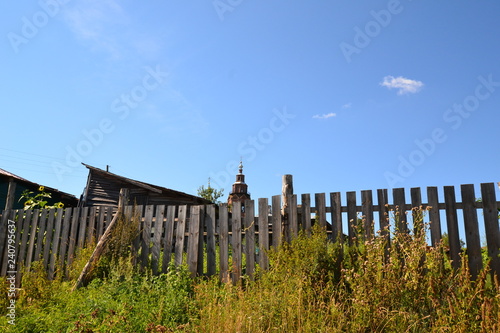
[0,182,499,284]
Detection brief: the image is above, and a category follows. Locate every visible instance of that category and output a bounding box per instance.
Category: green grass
[1,222,499,332]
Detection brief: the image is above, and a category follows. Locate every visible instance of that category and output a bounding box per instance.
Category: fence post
[282,175,293,242]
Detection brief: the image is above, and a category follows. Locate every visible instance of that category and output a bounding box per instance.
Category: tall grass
[1,209,499,332]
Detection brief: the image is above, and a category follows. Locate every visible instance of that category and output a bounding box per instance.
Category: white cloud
[342,103,352,109]
[313,112,336,120]
[380,76,424,95]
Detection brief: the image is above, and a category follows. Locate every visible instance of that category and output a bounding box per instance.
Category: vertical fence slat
[480,183,500,277]
[97,207,106,241]
[289,195,298,239]
[411,187,424,234]
[393,188,408,233]
[301,194,311,234]
[197,206,205,276]
[205,205,216,276]
[57,208,72,273]
[131,205,143,266]
[86,207,97,245]
[1,210,16,276]
[48,208,64,279]
[244,200,255,279]
[151,205,165,275]
[174,205,187,267]
[18,210,33,270]
[377,189,390,256]
[231,201,242,284]
[77,207,89,250]
[34,209,48,262]
[141,205,154,269]
[271,195,281,247]
[347,191,357,243]
[331,192,343,242]
[461,184,482,280]
[315,193,327,229]
[427,187,442,247]
[258,198,269,271]
[187,205,201,277]
[444,186,461,270]
[43,209,56,270]
[66,208,80,271]
[219,204,229,283]
[0,210,10,271]
[25,209,40,270]
[362,190,374,240]
[162,205,176,273]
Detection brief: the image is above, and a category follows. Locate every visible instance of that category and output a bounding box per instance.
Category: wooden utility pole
[72,188,129,291]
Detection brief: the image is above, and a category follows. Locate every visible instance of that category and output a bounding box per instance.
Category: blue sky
[1,0,499,208]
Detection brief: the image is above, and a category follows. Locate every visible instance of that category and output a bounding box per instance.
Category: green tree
[197,178,224,204]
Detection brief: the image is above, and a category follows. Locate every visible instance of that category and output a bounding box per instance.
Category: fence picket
[444,186,461,270]
[187,205,201,277]
[162,205,176,273]
[427,187,442,247]
[461,184,482,280]
[231,201,242,284]
[258,198,269,271]
[272,195,281,247]
[481,183,500,277]
[330,192,342,242]
[48,208,64,279]
[205,205,216,276]
[174,205,187,267]
[141,205,154,268]
[347,191,357,243]
[151,205,165,275]
[301,194,311,234]
[245,200,255,279]
[361,190,374,240]
[219,204,229,283]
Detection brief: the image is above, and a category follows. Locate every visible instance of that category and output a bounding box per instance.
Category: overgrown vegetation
[1,212,499,332]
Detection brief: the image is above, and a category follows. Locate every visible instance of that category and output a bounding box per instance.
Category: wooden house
[80,163,211,207]
[0,168,78,210]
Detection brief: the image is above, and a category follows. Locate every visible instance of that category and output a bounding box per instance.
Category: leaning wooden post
[282,175,293,243]
[72,188,129,291]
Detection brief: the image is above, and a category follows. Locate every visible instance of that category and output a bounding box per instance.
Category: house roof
[0,167,78,202]
[82,163,211,204]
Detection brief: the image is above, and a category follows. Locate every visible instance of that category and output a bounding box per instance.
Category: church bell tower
[227,160,251,211]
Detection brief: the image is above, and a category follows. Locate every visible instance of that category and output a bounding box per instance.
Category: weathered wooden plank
[393,188,408,233]
[361,190,374,240]
[258,198,269,271]
[244,200,255,279]
[444,186,461,270]
[25,209,40,270]
[141,205,154,268]
[174,205,187,267]
[219,204,230,283]
[77,207,89,250]
[0,211,9,270]
[43,209,56,270]
[66,208,80,271]
[151,205,165,275]
[377,189,390,257]
[187,205,201,277]
[97,207,106,241]
[130,205,142,266]
[162,205,176,273]
[12,210,24,278]
[271,195,281,247]
[480,183,500,278]
[205,205,217,276]
[17,209,33,271]
[34,209,48,262]
[0,210,16,276]
[347,191,357,243]
[410,188,424,235]
[86,207,97,245]
[48,208,64,279]
[231,201,242,284]
[427,187,442,247]
[301,194,311,234]
[315,193,327,229]
[289,195,298,240]
[461,184,482,280]
[197,206,205,276]
[57,208,72,272]
[330,192,342,242]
